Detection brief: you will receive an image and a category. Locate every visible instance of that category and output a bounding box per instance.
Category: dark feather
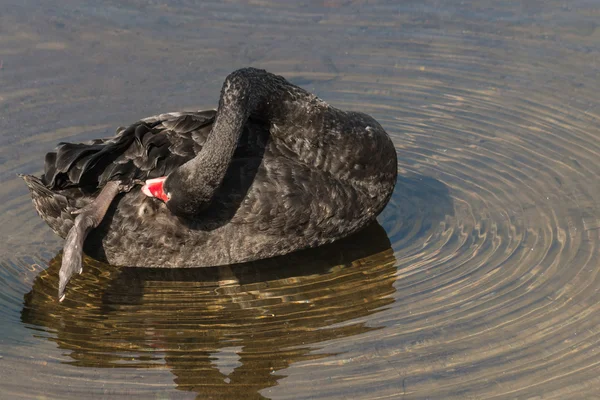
[40,111,216,192]
[23,69,397,276]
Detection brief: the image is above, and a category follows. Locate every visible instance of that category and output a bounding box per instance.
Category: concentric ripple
[2,1,600,399]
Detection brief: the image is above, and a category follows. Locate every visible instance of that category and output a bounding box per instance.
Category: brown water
[1,1,600,399]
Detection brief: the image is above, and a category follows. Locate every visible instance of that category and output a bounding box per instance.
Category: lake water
[1,1,600,399]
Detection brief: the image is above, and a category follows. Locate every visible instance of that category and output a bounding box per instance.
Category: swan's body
[23,68,397,299]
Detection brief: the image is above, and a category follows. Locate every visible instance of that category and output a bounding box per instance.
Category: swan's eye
[167,192,172,201]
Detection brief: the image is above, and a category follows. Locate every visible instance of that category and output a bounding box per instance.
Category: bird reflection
[22,222,396,399]
[20,174,454,399]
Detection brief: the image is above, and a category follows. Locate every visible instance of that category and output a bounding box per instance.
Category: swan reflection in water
[21,175,453,399]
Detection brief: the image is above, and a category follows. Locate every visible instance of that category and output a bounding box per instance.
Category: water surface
[1,1,600,399]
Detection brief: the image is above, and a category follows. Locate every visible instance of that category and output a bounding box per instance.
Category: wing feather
[42,110,216,191]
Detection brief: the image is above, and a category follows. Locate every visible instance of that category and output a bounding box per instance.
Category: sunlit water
[1,1,600,399]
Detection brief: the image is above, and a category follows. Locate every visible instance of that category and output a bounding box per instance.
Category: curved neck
[177,77,252,204]
[170,68,303,216]
[188,79,253,188]
[168,68,322,217]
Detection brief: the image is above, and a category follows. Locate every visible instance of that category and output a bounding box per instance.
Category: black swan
[22,68,397,300]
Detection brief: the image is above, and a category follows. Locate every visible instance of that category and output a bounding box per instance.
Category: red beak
[141,177,169,202]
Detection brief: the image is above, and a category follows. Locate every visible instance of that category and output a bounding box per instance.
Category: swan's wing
[42,110,216,190]
[229,144,366,238]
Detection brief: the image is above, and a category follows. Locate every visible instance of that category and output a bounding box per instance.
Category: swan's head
[141,173,207,218]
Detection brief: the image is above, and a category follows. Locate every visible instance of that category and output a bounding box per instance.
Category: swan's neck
[168,72,256,215]
[166,68,316,217]
[186,83,251,187]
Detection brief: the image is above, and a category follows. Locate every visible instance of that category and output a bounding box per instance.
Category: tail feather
[20,174,79,238]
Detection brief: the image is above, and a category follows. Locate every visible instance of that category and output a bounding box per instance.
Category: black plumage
[22,68,397,299]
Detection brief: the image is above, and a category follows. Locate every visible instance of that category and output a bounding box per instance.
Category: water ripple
[1,1,600,399]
